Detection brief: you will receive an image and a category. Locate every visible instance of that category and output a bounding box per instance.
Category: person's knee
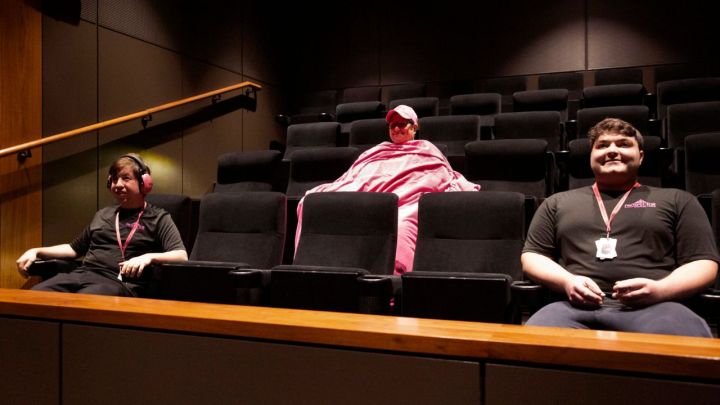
[526,301,588,328]
[637,302,712,338]
[78,283,127,297]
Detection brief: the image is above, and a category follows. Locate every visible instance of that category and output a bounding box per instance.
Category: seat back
[145,193,193,252]
[465,139,550,199]
[656,77,720,121]
[388,97,439,118]
[286,147,359,198]
[190,192,286,269]
[582,84,645,108]
[341,87,380,103]
[513,89,569,121]
[418,115,481,156]
[283,122,340,161]
[449,93,501,123]
[383,83,426,103]
[538,71,584,97]
[576,105,650,139]
[214,150,282,192]
[685,132,720,195]
[478,76,527,113]
[594,68,644,86]
[666,101,720,149]
[286,90,338,124]
[349,118,389,152]
[335,101,385,124]
[493,111,562,152]
[294,192,398,275]
[413,191,525,279]
[403,191,525,322]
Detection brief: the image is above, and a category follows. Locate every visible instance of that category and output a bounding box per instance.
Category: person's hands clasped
[612,278,665,307]
[119,254,154,279]
[565,275,605,308]
[16,248,39,278]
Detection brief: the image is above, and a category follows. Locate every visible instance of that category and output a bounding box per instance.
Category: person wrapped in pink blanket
[296,105,480,274]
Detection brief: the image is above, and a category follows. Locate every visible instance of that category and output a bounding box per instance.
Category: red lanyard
[115,202,146,262]
[591,182,640,238]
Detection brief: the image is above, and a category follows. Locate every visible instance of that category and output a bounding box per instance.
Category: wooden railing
[1,288,719,380]
[0,81,261,159]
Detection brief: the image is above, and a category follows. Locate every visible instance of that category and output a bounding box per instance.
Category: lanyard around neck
[115,202,146,262]
[591,182,640,238]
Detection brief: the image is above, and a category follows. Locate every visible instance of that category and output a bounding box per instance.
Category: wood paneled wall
[0,0,42,289]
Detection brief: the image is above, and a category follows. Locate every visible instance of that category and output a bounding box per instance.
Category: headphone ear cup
[141,173,153,194]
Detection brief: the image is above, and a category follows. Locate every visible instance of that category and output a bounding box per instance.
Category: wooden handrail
[0,81,261,159]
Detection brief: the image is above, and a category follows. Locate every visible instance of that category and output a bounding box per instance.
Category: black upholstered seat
[283,122,341,162]
[401,191,525,323]
[213,150,282,193]
[270,192,398,313]
[155,192,286,304]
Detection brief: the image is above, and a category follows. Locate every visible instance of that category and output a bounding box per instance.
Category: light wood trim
[1,289,718,380]
[0,81,261,158]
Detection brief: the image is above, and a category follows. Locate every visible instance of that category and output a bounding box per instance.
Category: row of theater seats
[27,189,720,328]
[281,68,719,127]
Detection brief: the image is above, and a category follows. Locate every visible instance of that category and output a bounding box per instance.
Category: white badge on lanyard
[595,237,617,260]
[591,182,639,261]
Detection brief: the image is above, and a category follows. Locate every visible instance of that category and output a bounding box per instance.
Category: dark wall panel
[0,317,59,405]
[63,324,481,405]
[42,16,99,245]
[380,0,585,85]
[97,27,184,205]
[588,0,719,69]
[180,58,244,197]
[286,4,380,90]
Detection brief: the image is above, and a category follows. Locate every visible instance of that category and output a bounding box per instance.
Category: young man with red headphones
[16,154,188,297]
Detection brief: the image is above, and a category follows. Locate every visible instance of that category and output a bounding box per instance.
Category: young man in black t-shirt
[16,154,188,297]
[522,118,718,337]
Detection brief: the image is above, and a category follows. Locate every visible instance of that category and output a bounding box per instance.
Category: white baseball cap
[385,105,418,125]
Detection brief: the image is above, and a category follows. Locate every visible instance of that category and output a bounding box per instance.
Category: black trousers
[32,268,140,297]
[526,299,712,337]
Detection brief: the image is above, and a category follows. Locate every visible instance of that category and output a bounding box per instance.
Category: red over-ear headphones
[107,154,154,194]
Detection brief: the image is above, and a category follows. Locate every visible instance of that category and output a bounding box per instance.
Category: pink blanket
[296,140,480,274]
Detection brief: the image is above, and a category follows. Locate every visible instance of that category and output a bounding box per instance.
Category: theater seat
[401,191,525,323]
[269,192,398,313]
[213,150,282,193]
[282,122,341,162]
[154,192,286,304]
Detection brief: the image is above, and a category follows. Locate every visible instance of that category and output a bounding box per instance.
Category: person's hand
[16,248,39,278]
[612,278,665,307]
[564,275,604,308]
[119,254,154,279]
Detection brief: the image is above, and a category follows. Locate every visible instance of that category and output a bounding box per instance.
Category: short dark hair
[587,118,644,150]
[108,154,151,183]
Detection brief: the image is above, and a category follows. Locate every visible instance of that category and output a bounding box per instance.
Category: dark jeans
[526,299,712,337]
[32,268,140,297]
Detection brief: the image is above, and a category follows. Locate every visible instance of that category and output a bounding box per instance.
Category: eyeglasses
[389,121,414,129]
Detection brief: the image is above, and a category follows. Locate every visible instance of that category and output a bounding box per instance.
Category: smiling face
[109,163,145,208]
[590,132,644,190]
[388,116,417,144]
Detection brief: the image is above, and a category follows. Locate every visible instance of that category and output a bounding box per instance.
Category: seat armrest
[357,275,401,315]
[318,112,335,122]
[27,259,79,280]
[153,261,250,304]
[275,114,291,126]
[511,280,548,318]
[229,269,271,305]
